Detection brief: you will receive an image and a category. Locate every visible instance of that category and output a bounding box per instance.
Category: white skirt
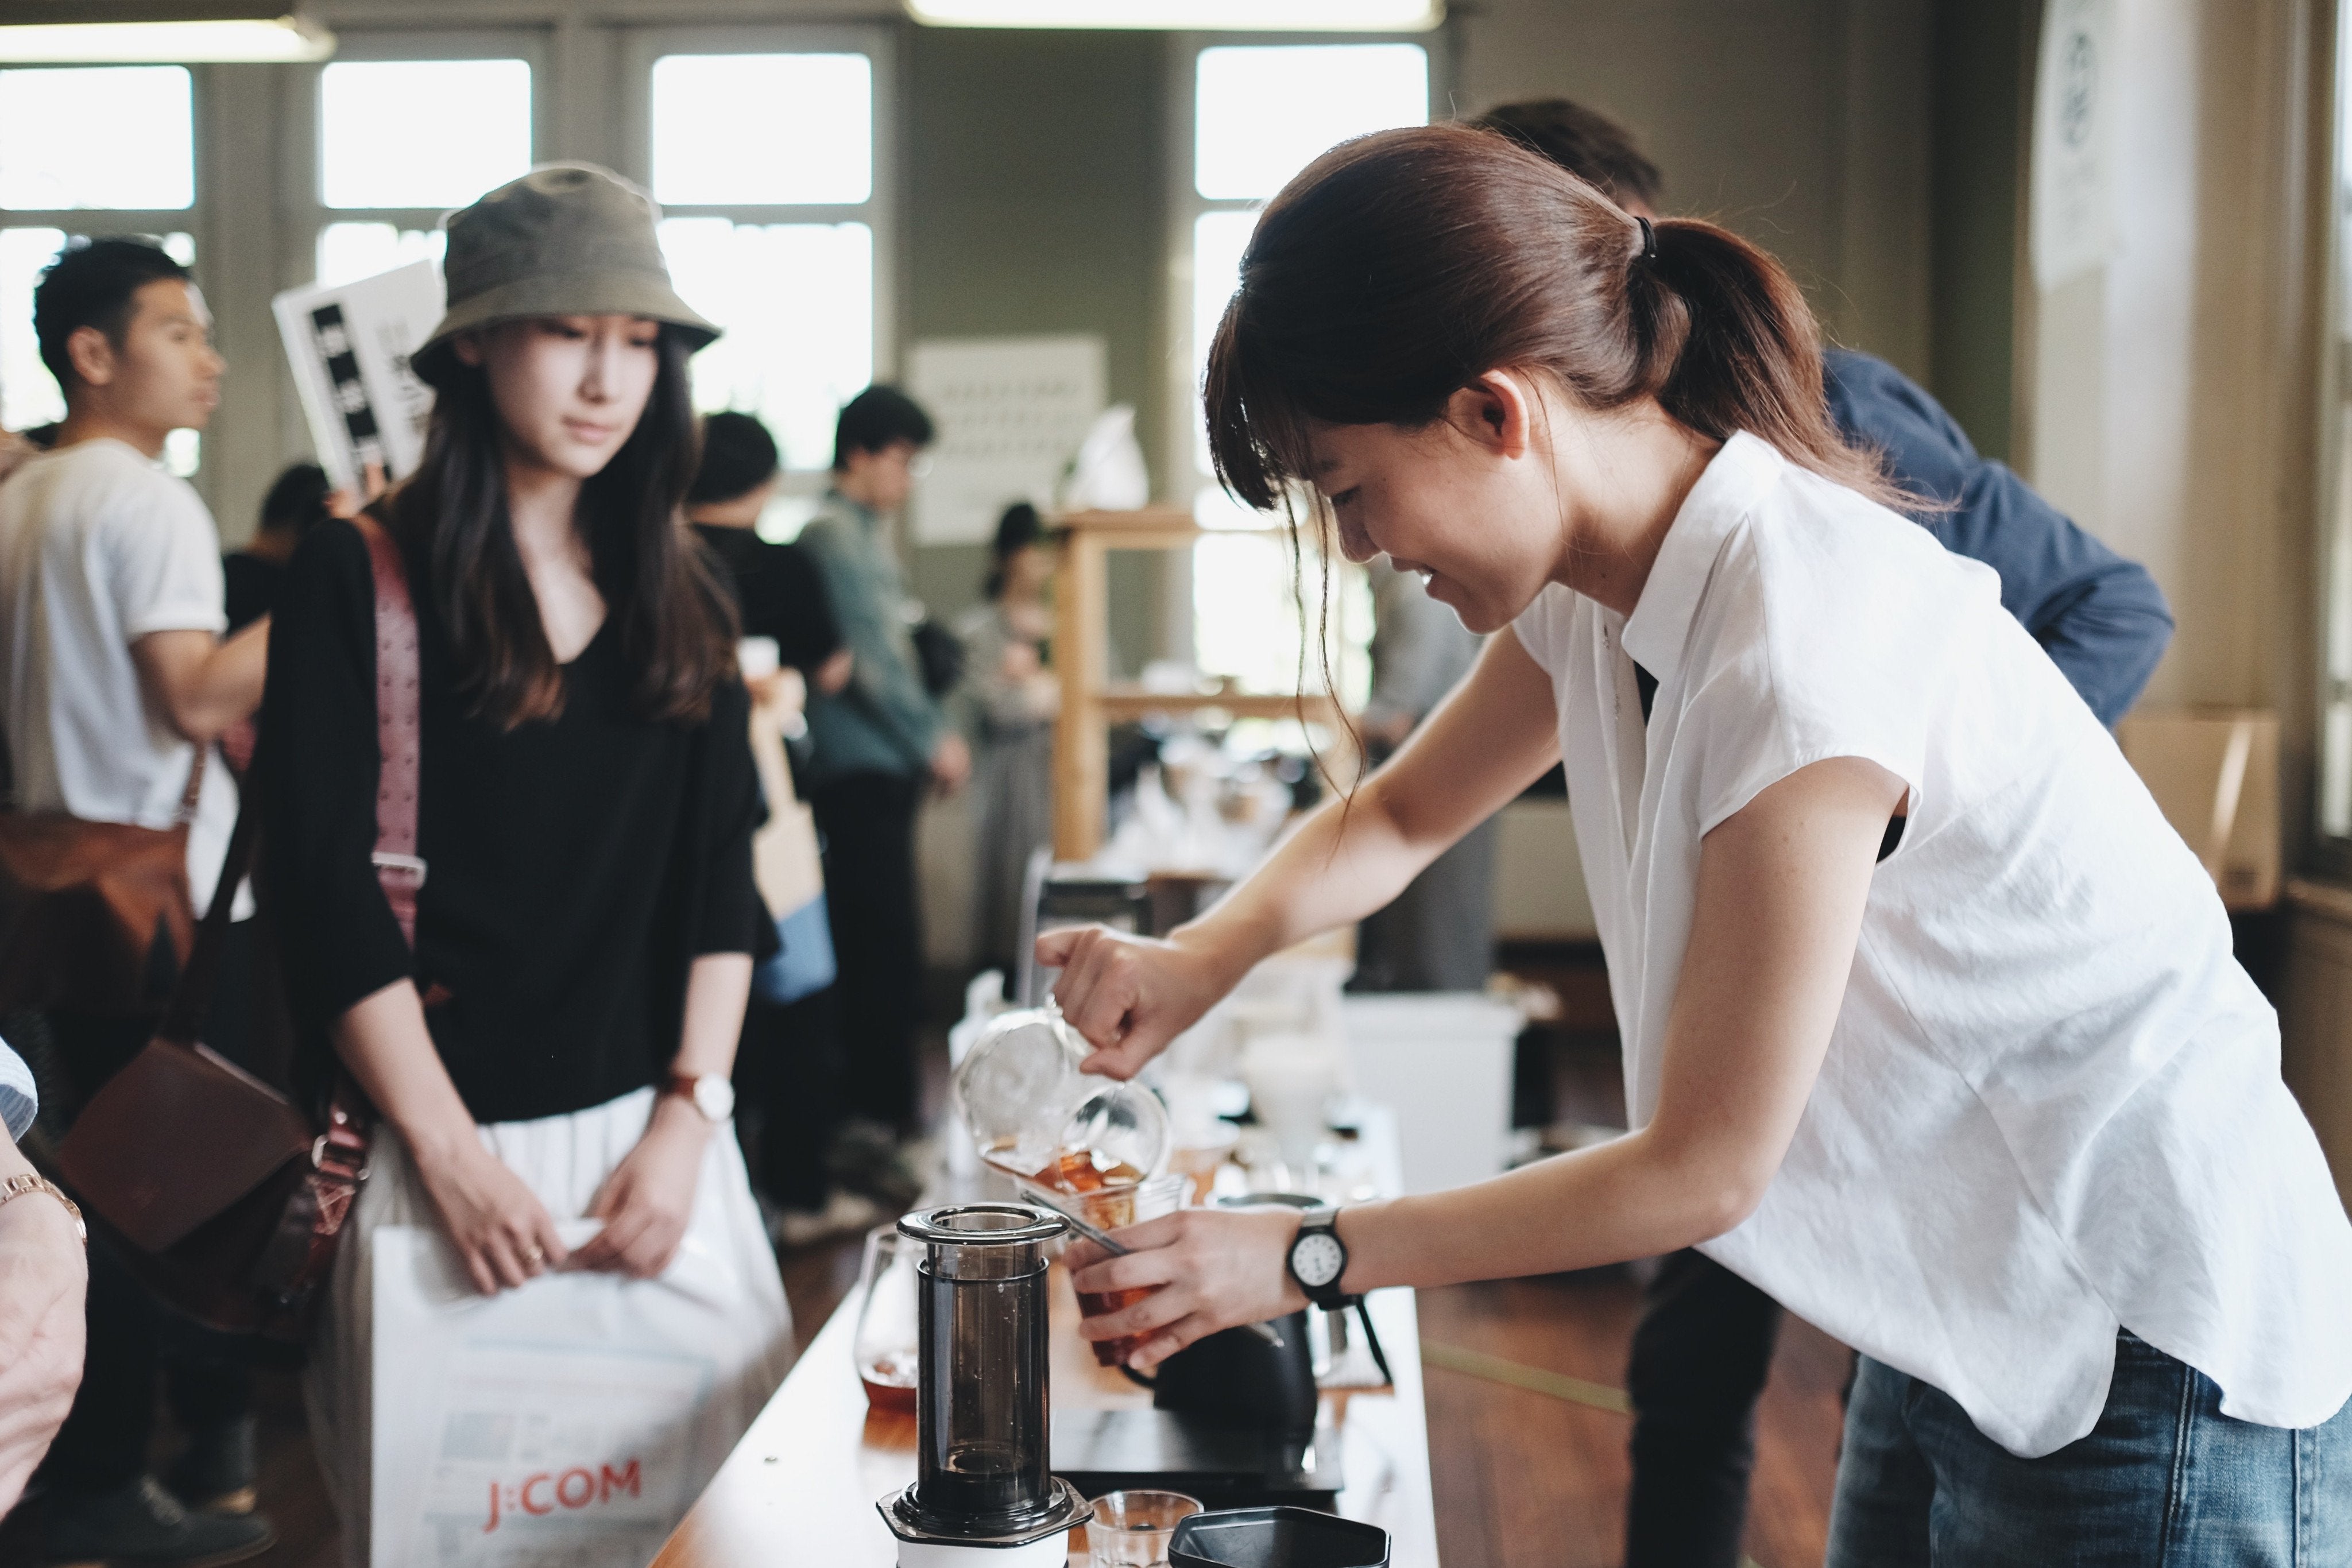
[305,1086,794,1568]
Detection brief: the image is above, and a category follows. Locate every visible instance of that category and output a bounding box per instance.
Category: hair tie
[1635,215,1658,265]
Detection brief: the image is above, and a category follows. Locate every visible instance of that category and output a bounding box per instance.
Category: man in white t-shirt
[0,238,273,1565]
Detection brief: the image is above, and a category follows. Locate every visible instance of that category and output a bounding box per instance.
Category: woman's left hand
[572,1097,711,1279]
[1066,1206,1309,1370]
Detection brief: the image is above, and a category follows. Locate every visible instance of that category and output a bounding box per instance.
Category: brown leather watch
[666,1073,736,1124]
[0,1173,86,1244]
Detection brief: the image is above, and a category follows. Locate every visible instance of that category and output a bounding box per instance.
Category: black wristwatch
[1285,1206,1356,1310]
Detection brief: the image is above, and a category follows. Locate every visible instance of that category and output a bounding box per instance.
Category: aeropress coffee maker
[878,1204,1090,1566]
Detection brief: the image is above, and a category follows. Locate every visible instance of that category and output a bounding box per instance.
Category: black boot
[163,1416,257,1516]
[41,1475,274,1567]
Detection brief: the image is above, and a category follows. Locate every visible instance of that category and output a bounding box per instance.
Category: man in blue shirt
[1469,98,2176,1568]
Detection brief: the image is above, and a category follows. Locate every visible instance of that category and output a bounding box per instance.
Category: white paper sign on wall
[907,334,1105,545]
[2030,0,2117,291]
[273,260,444,494]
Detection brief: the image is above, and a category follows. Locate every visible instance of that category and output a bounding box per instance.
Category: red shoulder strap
[352,514,423,948]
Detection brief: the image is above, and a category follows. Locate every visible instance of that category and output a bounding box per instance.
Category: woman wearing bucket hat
[257,164,791,1562]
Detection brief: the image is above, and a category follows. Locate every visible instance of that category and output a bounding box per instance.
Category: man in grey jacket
[798,386,968,1150]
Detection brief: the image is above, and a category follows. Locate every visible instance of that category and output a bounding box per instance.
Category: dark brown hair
[390,327,738,729]
[1468,98,1665,210]
[1204,124,1899,516]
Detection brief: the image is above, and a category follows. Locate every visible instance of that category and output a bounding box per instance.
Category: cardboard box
[2115,707,2281,910]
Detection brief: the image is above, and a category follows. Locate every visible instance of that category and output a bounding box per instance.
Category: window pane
[659,218,873,472]
[1192,208,1258,477]
[321,60,532,210]
[0,227,67,431]
[651,54,872,206]
[1191,531,1372,702]
[0,68,192,210]
[316,222,446,288]
[1194,44,1426,202]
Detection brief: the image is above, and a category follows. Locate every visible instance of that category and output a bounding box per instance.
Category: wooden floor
[0,959,1849,1568]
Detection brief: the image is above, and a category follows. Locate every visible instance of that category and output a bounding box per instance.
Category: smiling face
[457,315,662,481]
[1309,371,1575,634]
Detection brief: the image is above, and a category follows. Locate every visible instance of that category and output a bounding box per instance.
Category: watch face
[692,1076,736,1122]
[1291,1230,1345,1290]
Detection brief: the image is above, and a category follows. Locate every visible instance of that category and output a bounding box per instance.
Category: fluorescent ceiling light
[907,0,1441,29]
[0,17,334,63]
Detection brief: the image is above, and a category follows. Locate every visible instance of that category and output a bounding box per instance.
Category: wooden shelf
[1091,686,1352,723]
[1050,508,1358,860]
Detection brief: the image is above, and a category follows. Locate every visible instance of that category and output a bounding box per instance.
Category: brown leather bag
[57,514,421,1345]
[0,756,206,1016]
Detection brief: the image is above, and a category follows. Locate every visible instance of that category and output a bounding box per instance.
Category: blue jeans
[1828,1331,2352,1566]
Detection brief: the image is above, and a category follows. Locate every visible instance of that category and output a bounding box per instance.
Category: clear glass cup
[1070,1172,1189,1367]
[849,1223,920,1415]
[953,998,1171,1185]
[1089,1489,1203,1567]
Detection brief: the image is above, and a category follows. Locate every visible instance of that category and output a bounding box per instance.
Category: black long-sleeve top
[258,517,764,1125]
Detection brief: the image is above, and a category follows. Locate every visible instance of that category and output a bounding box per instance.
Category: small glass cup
[849,1224,920,1415]
[1070,1172,1189,1366]
[1089,1489,1203,1567]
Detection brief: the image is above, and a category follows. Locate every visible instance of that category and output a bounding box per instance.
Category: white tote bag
[368,1220,765,1568]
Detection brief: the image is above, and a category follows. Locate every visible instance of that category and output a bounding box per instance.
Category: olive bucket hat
[410,161,718,390]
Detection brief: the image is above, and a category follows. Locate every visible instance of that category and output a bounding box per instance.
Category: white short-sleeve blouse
[1512,431,2352,1456]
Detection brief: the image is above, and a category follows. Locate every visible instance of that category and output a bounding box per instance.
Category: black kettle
[1122,1310,1319,1435]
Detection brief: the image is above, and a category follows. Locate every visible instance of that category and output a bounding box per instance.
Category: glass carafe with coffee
[951,1000,1178,1365]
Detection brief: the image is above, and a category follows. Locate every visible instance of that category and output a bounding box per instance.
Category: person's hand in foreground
[0,1139,86,1513]
[1066,1205,1306,1369]
[571,1095,709,1280]
[415,1137,571,1295]
[1035,923,1240,1079]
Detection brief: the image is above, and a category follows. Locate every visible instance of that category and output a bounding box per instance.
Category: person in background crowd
[685,410,876,1247]
[798,385,967,1199]
[686,412,852,696]
[1350,557,1494,992]
[258,165,791,1565]
[954,502,1061,982]
[224,462,330,632]
[0,1037,85,1519]
[1468,96,2179,1568]
[0,237,273,1565]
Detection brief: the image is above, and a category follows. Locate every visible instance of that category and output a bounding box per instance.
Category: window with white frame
[0,65,202,475]
[647,49,879,479]
[1181,41,1429,703]
[314,57,534,288]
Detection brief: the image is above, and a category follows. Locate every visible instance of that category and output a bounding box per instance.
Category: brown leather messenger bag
[56,513,420,1345]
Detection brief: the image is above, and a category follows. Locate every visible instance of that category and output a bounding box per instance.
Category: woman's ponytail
[1630,219,1891,502]
[1205,122,1903,513]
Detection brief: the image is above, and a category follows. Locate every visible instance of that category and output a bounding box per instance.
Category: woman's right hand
[1035,924,1242,1079]
[412,1136,570,1295]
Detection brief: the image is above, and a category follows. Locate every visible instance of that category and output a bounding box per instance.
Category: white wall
[1453,0,1933,377]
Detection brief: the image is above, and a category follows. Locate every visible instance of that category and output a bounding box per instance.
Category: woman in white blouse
[1041,125,2352,1563]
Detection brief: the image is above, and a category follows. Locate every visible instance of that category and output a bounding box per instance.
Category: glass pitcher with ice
[950,998,1171,1191]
